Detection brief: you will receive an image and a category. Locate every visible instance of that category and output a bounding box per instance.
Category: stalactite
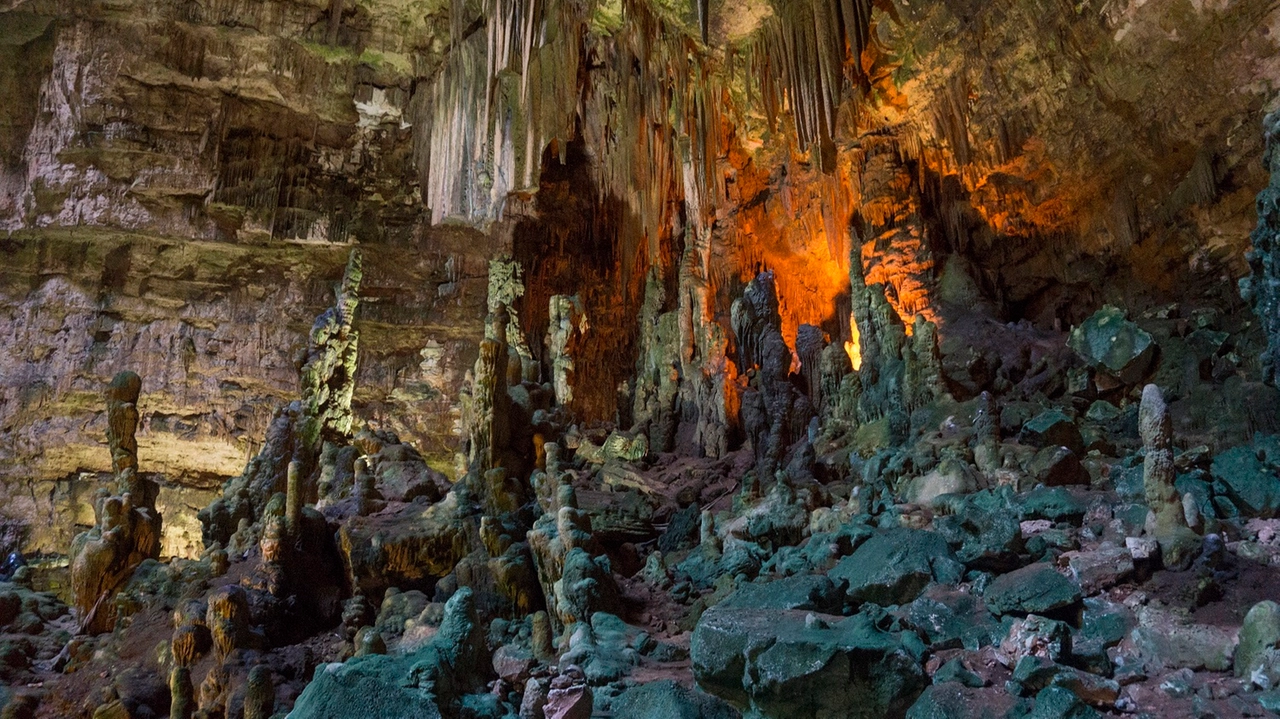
[746,0,872,153]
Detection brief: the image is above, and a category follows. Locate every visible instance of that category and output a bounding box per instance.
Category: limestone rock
[983,563,1081,616]
[543,669,593,719]
[611,679,741,719]
[1027,446,1089,488]
[69,371,163,634]
[998,615,1073,665]
[934,489,1025,571]
[717,575,845,614]
[1021,411,1084,456]
[692,606,926,718]
[1067,306,1156,385]
[907,684,1010,719]
[1061,546,1134,595]
[1129,606,1235,672]
[288,587,487,718]
[1211,435,1280,518]
[829,528,964,606]
[1236,600,1280,680]
[1243,108,1280,384]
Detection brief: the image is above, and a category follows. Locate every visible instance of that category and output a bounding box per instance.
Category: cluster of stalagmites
[26,119,1280,718]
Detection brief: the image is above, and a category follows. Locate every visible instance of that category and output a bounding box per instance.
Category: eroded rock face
[1244,109,1280,384]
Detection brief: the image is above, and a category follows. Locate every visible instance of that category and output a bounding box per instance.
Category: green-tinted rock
[289,587,485,719]
[1067,306,1156,385]
[692,606,926,718]
[1237,601,1280,679]
[1019,487,1087,523]
[904,589,998,650]
[1112,466,1145,501]
[1021,411,1084,455]
[1027,447,1089,488]
[1258,688,1280,713]
[934,658,986,688]
[935,490,1025,571]
[1085,401,1121,422]
[717,575,844,614]
[1175,472,1217,525]
[1212,437,1280,517]
[1130,606,1235,671]
[559,613,643,684]
[1070,599,1134,675]
[984,563,1081,616]
[612,679,741,719]
[906,684,1007,719]
[1027,685,1100,719]
[829,528,964,606]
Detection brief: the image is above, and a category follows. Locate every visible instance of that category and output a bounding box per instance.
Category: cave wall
[0,0,497,557]
[1,0,1279,557]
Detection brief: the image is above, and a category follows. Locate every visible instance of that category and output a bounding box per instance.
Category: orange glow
[722,131,939,362]
[724,145,856,354]
[844,313,862,370]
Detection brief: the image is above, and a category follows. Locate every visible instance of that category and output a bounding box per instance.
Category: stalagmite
[732,272,797,481]
[200,248,364,548]
[1140,384,1201,569]
[469,304,511,473]
[69,371,163,634]
[285,460,303,539]
[299,249,363,450]
[169,666,194,719]
[244,665,275,719]
[547,294,583,406]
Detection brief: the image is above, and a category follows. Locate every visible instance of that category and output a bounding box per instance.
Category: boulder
[999,615,1073,665]
[289,588,487,719]
[718,575,845,614]
[1024,685,1100,719]
[611,680,741,719]
[984,563,1081,616]
[372,447,451,503]
[1061,545,1134,594]
[934,490,1025,571]
[1019,488,1087,524]
[1008,656,1118,706]
[543,672,593,719]
[1211,437,1280,517]
[907,684,1012,719]
[1071,598,1135,675]
[692,606,926,718]
[1027,447,1089,488]
[933,658,987,688]
[1236,600,1280,680]
[337,494,473,596]
[829,529,964,606]
[906,458,980,508]
[903,587,1000,651]
[1067,306,1156,385]
[555,548,621,625]
[1021,412,1084,455]
[1129,606,1235,671]
[558,613,641,684]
